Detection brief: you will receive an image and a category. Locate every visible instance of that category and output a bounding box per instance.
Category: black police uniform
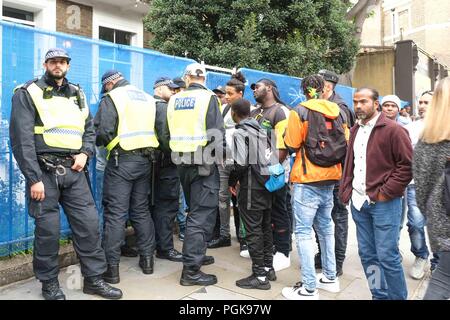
[150,95,182,260]
[94,79,156,270]
[172,83,225,281]
[10,74,107,282]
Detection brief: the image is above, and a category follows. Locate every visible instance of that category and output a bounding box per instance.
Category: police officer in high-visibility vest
[9,48,122,300]
[150,77,184,262]
[95,70,160,284]
[167,63,226,286]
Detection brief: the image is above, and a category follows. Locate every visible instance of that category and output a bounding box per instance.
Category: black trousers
[238,189,273,276]
[315,187,349,269]
[102,156,155,264]
[271,185,291,256]
[150,163,180,253]
[28,168,106,281]
[178,165,219,271]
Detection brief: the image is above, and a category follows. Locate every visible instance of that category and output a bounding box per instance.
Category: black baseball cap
[172,77,186,88]
[212,85,226,95]
[250,78,278,90]
[318,69,339,84]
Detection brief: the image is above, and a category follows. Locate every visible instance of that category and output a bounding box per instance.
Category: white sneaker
[240,249,250,259]
[410,257,427,280]
[273,252,290,272]
[316,273,340,293]
[282,282,319,300]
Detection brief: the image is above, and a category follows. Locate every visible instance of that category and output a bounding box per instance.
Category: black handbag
[445,158,450,216]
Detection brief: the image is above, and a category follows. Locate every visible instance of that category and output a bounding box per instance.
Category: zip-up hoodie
[339,112,413,204]
[284,99,349,184]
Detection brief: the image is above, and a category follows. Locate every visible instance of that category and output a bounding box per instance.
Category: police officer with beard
[10,48,122,300]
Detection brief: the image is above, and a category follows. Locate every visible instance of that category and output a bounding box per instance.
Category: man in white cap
[381,94,404,125]
[167,62,225,286]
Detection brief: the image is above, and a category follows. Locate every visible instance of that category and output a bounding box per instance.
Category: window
[99,26,133,45]
[2,6,35,27]
[398,9,409,37]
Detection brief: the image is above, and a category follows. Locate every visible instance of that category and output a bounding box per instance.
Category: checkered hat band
[45,51,69,60]
[102,73,122,85]
[154,79,172,89]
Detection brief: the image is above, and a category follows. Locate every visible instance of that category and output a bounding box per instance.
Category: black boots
[120,245,138,257]
[156,248,183,262]
[103,264,120,284]
[139,255,154,274]
[83,276,123,300]
[265,267,277,281]
[42,278,66,300]
[180,267,217,286]
[202,255,215,266]
[207,235,232,249]
[236,274,270,290]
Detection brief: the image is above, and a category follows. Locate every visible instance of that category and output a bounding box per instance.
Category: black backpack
[300,109,347,172]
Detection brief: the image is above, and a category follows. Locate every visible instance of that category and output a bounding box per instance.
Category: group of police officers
[10,48,225,300]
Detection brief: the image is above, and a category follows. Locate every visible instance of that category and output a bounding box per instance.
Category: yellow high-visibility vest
[167,89,214,152]
[106,85,159,156]
[27,82,88,150]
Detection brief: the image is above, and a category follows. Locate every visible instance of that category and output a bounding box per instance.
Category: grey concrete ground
[0,217,430,300]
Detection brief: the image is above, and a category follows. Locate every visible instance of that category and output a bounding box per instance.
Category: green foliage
[144,0,359,77]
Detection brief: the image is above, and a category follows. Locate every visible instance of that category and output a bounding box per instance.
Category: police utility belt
[38,154,75,176]
[110,147,157,167]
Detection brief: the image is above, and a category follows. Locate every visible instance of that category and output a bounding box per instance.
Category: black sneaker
[156,248,183,262]
[207,236,231,249]
[236,274,270,290]
[120,245,138,257]
[202,255,215,265]
[265,268,277,281]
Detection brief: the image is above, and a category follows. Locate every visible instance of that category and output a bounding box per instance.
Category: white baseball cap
[381,95,401,109]
[184,63,206,77]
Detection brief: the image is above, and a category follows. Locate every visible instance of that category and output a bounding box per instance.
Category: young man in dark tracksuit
[229,99,275,290]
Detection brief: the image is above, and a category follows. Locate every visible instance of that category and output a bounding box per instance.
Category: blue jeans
[293,183,336,291]
[405,185,429,259]
[351,198,408,300]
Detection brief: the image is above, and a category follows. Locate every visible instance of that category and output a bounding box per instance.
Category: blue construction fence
[0,21,359,257]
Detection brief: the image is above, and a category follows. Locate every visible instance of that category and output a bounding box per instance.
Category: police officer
[94,70,158,283]
[9,48,122,300]
[167,63,225,286]
[151,77,183,262]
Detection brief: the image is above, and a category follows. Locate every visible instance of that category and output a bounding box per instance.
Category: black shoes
[121,245,138,257]
[236,274,270,290]
[207,235,231,249]
[83,276,123,300]
[103,264,120,284]
[265,268,277,281]
[156,248,183,262]
[202,255,215,266]
[180,268,217,286]
[139,255,154,274]
[42,278,66,300]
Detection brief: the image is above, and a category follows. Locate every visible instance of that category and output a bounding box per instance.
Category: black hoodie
[229,118,273,210]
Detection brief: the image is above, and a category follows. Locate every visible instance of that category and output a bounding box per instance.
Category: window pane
[115,30,132,45]
[3,6,34,22]
[99,26,114,43]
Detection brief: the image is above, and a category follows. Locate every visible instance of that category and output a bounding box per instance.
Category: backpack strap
[222,104,231,118]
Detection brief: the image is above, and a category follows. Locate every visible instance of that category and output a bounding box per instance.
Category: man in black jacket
[10,48,122,300]
[150,77,183,262]
[229,98,275,290]
[314,69,356,276]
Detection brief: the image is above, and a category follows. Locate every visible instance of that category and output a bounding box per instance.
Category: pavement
[0,216,431,300]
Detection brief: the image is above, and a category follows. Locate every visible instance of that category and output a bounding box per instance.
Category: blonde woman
[413,77,450,300]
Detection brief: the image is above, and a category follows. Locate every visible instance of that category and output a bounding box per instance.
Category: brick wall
[56,0,93,38]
